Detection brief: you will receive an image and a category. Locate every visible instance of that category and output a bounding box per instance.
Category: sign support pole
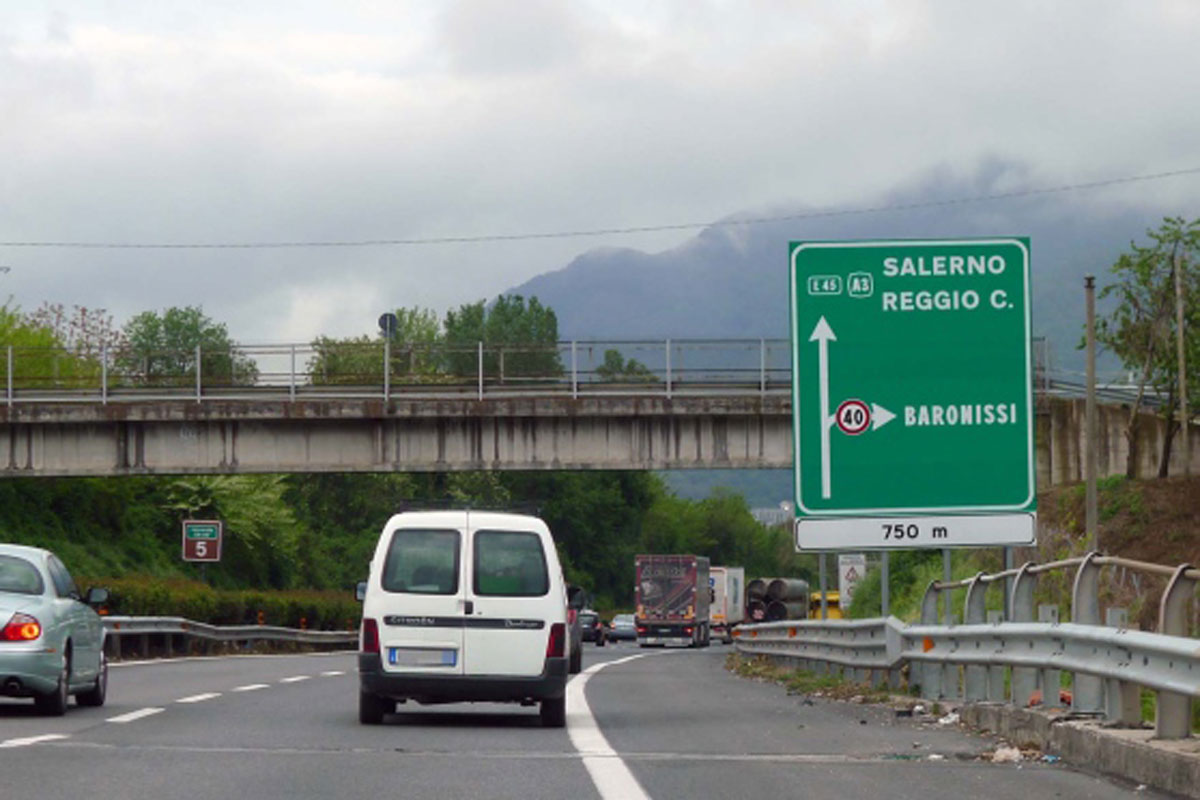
[819,554,828,620]
[881,552,890,616]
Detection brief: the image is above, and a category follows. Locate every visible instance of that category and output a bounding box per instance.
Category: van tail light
[2,613,41,641]
[683,626,694,636]
[546,623,565,658]
[361,618,380,654]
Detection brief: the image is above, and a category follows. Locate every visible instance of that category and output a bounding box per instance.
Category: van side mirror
[355,581,368,602]
[566,585,586,610]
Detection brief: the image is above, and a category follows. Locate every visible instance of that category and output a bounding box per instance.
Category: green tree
[164,475,301,589]
[595,349,655,382]
[443,295,562,380]
[308,306,442,386]
[0,303,103,390]
[1096,217,1200,476]
[119,306,258,387]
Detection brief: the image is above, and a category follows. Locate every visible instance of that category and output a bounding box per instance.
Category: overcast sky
[2,1,1198,344]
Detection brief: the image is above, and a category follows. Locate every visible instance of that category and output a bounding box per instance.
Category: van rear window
[382,529,460,595]
[474,530,548,597]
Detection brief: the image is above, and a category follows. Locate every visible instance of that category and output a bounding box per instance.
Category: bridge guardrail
[735,551,1200,740]
[103,616,358,658]
[0,338,1126,406]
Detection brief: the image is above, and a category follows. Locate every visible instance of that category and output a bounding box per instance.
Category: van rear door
[463,527,554,678]
[376,526,466,676]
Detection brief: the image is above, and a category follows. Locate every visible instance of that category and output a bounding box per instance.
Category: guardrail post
[195,345,202,403]
[1071,552,1105,712]
[1103,607,1142,726]
[383,336,390,401]
[665,339,672,399]
[101,344,108,404]
[1010,563,1038,706]
[1037,604,1061,705]
[963,573,988,701]
[6,345,12,407]
[477,342,484,400]
[985,610,1006,702]
[289,345,296,402]
[917,581,941,699]
[1156,563,1197,739]
[571,341,578,399]
[759,338,767,396]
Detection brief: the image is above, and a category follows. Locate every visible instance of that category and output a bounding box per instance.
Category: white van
[356,510,570,727]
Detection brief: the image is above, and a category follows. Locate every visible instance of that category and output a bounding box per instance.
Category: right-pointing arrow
[872,403,896,431]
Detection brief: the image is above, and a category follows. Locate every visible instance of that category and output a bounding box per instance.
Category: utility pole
[1175,250,1191,476]
[1085,276,1099,551]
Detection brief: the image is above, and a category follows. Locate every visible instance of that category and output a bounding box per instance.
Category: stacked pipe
[765,578,810,621]
[746,578,769,622]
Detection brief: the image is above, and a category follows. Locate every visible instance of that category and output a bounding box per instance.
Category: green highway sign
[790,239,1036,550]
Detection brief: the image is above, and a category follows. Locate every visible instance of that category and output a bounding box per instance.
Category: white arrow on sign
[810,316,898,500]
[809,316,836,499]
[871,403,896,431]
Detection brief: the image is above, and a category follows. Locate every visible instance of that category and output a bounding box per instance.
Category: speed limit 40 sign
[182,520,223,562]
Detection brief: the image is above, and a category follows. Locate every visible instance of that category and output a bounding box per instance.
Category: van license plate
[388,648,457,667]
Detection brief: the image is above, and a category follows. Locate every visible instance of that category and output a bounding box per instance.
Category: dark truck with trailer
[634,554,711,647]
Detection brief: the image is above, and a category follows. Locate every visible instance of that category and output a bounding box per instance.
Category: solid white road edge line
[176,693,222,704]
[0,733,70,748]
[567,654,653,800]
[107,707,165,724]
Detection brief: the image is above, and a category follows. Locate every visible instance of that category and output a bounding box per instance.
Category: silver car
[0,544,109,715]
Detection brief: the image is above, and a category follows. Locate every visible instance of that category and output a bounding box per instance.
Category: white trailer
[708,566,745,644]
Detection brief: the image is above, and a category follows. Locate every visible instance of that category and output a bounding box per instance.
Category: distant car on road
[579,610,606,646]
[607,613,637,642]
[0,544,109,715]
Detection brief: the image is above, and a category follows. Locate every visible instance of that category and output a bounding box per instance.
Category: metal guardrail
[735,551,1200,740]
[103,616,358,657]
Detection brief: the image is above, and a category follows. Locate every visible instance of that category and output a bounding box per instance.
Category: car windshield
[0,555,45,595]
[614,615,634,624]
[580,612,597,624]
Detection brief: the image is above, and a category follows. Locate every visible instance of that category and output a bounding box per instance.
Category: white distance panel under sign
[796,513,1035,551]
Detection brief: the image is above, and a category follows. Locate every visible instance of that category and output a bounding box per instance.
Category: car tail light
[2,613,41,641]
[683,626,694,636]
[636,626,647,635]
[546,622,565,658]
[361,618,380,654]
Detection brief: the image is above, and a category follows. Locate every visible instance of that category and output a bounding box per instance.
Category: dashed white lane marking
[107,707,165,724]
[0,733,69,748]
[567,654,653,800]
[280,675,310,683]
[176,693,221,704]
[320,670,345,677]
[233,684,270,692]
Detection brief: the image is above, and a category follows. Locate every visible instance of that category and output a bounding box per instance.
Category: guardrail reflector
[788,628,797,638]
[923,636,935,652]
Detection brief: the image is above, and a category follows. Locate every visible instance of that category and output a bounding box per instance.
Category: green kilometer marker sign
[790,239,1036,551]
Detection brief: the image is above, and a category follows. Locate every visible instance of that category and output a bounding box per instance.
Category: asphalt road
[0,641,1165,800]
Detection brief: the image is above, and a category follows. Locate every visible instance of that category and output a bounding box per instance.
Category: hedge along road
[0,647,1169,800]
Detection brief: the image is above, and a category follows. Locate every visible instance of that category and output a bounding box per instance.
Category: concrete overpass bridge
[0,339,793,476]
[1,337,1173,480]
